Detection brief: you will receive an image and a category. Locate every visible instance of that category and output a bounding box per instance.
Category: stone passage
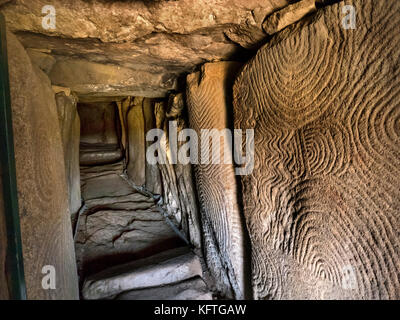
[233,0,400,299]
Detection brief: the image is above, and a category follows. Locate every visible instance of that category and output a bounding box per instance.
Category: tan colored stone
[224,24,267,50]
[75,161,185,277]
[154,94,202,251]
[1,0,289,42]
[52,85,71,96]
[1,0,291,99]
[234,0,400,299]
[0,169,9,299]
[26,48,56,74]
[186,62,248,299]
[49,59,176,98]
[115,277,212,300]
[78,102,122,166]
[143,98,162,194]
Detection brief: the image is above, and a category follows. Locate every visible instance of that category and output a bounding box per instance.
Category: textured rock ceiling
[0,0,292,97]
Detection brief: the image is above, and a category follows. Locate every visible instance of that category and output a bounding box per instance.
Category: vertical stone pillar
[186,62,247,299]
[127,97,146,186]
[143,98,162,194]
[7,31,79,299]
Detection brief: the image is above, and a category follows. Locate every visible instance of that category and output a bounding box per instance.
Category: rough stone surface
[115,277,212,300]
[55,92,81,219]
[49,59,176,98]
[143,98,162,194]
[26,48,56,74]
[263,0,317,35]
[0,0,293,98]
[7,31,78,299]
[155,95,202,251]
[186,62,249,299]
[0,169,9,299]
[126,98,146,186]
[78,102,122,166]
[75,162,184,277]
[82,247,203,300]
[224,24,268,50]
[233,0,400,299]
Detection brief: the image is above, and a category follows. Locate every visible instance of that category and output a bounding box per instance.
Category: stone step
[82,247,203,300]
[114,277,213,300]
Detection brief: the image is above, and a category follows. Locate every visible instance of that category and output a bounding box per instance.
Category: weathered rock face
[233,0,400,299]
[0,170,8,299]
[78,102,123,166]
[7,31,78,299]
[154,94,202,251]
[75,162,185,277]
[1,0,288,42]
[26,48,55,75]
[118,96,162,190]
[3,0,399,301]
[82,247,203,300]
[0,0,295,99]
[126,98,147,186]
[262,0,317,35]
[55,92,81,219]
[115,277,212,300]
[49,59,176,99]
[186,62,249,299]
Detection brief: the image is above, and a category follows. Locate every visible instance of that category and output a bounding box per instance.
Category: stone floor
[74,160,212,300]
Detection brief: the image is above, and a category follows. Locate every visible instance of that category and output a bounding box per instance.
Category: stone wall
[126,97,147,187]
[55,92,81,220]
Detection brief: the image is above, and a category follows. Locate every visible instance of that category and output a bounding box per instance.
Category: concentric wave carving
[186,62,248,299]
